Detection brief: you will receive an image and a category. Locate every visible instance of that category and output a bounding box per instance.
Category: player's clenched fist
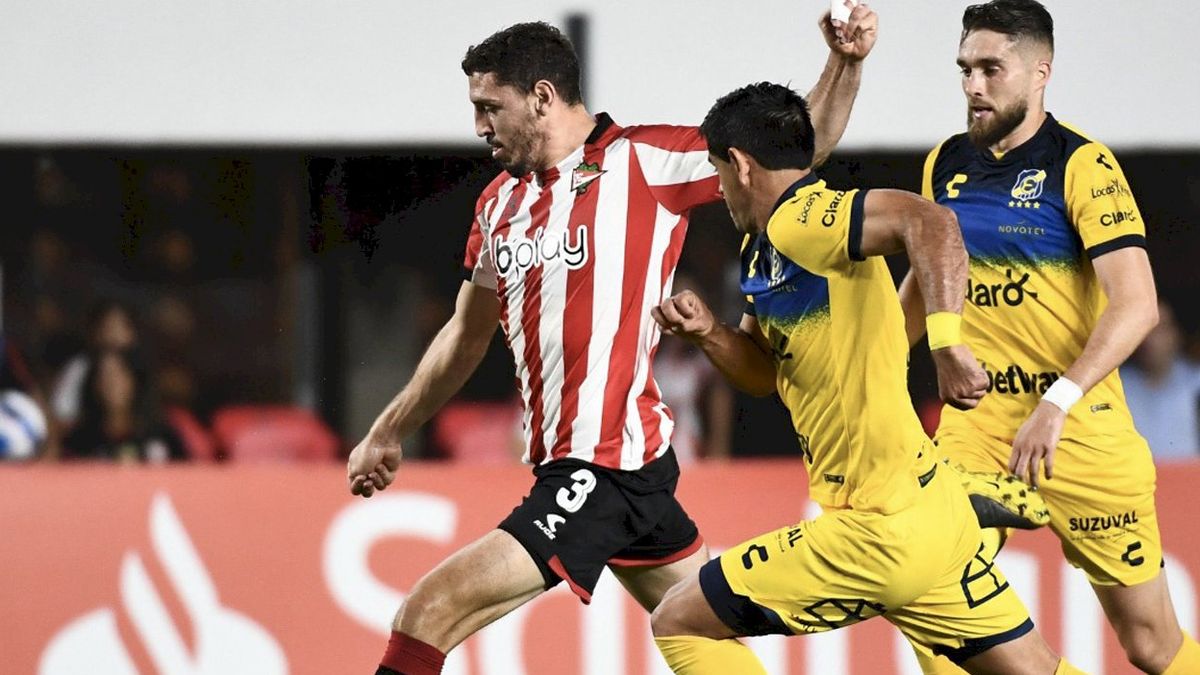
[651,290,716,344]
[930,344,990,411]
[820,1,878,62]
[347,433,402,498]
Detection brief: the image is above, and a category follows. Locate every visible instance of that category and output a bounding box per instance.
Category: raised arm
[859,189,987,409]
[652,291,777,397]
[348,280,500,496]
[807,3,878,167]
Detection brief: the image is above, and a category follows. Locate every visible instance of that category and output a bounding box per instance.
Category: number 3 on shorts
[556,469,598,513]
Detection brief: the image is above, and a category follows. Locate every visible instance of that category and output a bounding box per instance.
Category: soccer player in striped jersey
[345,10,880,675]
[898,2,1200,673]
[648,81,1082,675]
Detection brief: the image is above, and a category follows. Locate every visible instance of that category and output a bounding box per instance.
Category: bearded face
[967,98,1029,150]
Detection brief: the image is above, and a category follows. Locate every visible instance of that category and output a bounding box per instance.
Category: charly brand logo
[1009,169,1046,208]
[39,494,286,675]
[494,225,589,277]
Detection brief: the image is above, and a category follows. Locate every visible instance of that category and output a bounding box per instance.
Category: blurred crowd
[2,151,1198,466]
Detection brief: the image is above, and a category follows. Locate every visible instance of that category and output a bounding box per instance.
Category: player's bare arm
[860,190,988,410]
[807,2,878,167]
[347,280,501,497]
[1009,247,1158,487]
[651,291,776,397]
[896,271,928,348]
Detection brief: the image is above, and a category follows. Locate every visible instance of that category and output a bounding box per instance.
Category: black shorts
[498,448,702,604]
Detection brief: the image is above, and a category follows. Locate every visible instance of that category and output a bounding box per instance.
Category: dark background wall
[2,147,1196,456]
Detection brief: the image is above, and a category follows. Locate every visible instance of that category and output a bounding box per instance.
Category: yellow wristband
[926,312,962,351]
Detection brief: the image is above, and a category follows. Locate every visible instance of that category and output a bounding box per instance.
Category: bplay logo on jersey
[39,494,287,675]
[1008,169,1048,210]
[494,225,589,277]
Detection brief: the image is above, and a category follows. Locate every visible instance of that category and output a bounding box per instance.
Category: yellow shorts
[701,466,1033,663]
[936,421,1162,586]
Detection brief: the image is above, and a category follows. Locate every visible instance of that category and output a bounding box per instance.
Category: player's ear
[532,80,555,115]
[727,147,754,188]
[1034,58,1052,91]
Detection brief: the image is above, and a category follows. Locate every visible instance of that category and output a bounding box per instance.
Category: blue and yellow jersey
[742,174,934,514]
[923,114,1145,441]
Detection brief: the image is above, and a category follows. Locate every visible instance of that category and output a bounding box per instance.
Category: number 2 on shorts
[556,469,597,513]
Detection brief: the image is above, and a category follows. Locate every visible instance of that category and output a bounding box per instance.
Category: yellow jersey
[923,114,1146,441]
[742,173,934,514]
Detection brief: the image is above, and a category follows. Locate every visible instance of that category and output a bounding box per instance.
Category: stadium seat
[165,405,218,461]
[430,399,522,463]
[211,405,340,462]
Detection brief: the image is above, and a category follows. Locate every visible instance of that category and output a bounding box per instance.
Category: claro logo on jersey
[966,269,1038,308]
[984,364,1061,395]
[494,225,589,276]
[1100,209,1138,227]
[795,190,846,227]
[821,191,846,227]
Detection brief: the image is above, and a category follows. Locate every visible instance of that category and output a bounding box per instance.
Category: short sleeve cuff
[848,189,869,262]
[1085,234,1146,260]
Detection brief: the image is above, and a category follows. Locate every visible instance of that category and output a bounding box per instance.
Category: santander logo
[494,225,589,277]
[38,493,287,675]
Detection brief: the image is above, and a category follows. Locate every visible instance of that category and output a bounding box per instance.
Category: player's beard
[495,112,546,178]
[967,99,1028,151]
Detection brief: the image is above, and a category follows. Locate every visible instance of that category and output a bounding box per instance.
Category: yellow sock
[1163,632,1200,675]
[654,635,767,675]
[911,643,968,674]
[1054,658,1087,674]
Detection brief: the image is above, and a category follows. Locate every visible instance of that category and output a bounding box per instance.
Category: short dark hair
[962,0,1054,53]
[700,82,814,171]
[461,22,583,105]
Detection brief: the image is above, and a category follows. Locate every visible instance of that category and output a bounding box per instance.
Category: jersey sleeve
[739,233,756,314]
[463,193,498,289]
[765,187,867,276]
[629,125,722,214]
[1064,141,1147,260]
[921,141,945,201]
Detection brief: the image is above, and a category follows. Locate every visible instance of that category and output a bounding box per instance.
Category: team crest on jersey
[571,161,606,195]
[1009,169,1046,208]
[768,246,785,285]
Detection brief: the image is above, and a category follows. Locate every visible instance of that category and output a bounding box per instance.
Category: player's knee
[650,583,693,638]
[395,578,458,638]
[1113,621,1174,672]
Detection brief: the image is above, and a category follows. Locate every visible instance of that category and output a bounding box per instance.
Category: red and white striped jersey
[463,113,720,470]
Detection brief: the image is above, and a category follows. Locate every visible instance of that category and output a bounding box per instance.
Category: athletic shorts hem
[608,535,704,568]
[548,554,593,604]
[496,521,561,589]
[698,557,790,637]
[932,617,1035,664]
